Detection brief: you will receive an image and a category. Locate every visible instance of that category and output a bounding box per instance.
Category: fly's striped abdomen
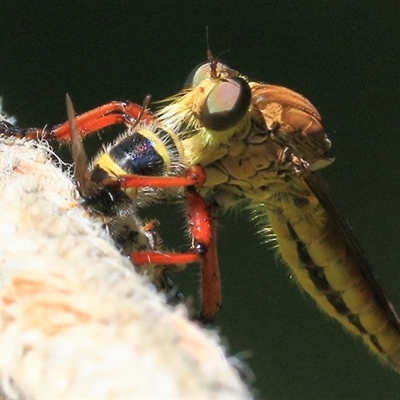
[261,174,400,370]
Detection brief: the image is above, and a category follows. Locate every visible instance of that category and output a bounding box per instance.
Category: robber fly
[153,53,400,370]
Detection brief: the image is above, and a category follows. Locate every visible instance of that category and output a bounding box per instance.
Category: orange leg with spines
[130,186,220,321]
[122,175,219,321]
[48,101,153,141]
[185,187,220,321]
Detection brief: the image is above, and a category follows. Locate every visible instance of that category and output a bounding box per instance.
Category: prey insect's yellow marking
[156,57,400,371]
[97,153,127,177]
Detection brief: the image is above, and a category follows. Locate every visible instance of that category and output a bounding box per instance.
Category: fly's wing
[262,169,400,370]
[305,173,400,329]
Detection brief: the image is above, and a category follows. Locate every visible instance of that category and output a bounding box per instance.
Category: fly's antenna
[66,93,90,194]
[206,26,212,62]
[206,26,218,79]
[206,27,231,79]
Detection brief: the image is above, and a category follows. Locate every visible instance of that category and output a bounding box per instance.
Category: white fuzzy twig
[0,136,251,399]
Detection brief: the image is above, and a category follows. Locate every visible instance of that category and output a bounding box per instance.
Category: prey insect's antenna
[66,93,90,194]
[131,94,152,130]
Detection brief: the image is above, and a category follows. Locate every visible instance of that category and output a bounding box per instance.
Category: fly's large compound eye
[200,77,251,131]
[185,61,239,87]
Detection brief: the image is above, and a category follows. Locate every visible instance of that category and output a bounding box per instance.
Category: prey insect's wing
[65,93,91,194]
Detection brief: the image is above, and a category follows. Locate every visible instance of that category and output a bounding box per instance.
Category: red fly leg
[132,185,220,322]
[117,165,206,189]
[131,252,199,265]
[185,187,220,322]
[47,101,154,141]
[122,165,221,320]
[124,165,208,265]
[0,100,151,141]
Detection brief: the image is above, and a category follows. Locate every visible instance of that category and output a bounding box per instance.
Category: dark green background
[1,1,399,399]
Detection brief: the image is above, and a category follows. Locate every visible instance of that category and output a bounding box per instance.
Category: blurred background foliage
[0,1,399,398]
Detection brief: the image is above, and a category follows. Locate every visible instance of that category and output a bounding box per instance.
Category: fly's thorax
[201,120,314,204]
[250,82,321,120]
[250,82,334,171]
[193,79,334,205]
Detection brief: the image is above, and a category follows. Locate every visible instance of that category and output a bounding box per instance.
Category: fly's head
[157,58,252,155]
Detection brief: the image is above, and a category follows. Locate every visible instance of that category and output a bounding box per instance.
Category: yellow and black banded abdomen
[262,174,400,370]
[106,126,184,176]
[83,125,186,217]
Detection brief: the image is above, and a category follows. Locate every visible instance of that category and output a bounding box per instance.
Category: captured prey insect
[153,54,400,371]
[64,95,186,295]
[0,96,210,303]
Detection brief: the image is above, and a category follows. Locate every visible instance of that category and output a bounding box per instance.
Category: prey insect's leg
[0,119,50,140]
